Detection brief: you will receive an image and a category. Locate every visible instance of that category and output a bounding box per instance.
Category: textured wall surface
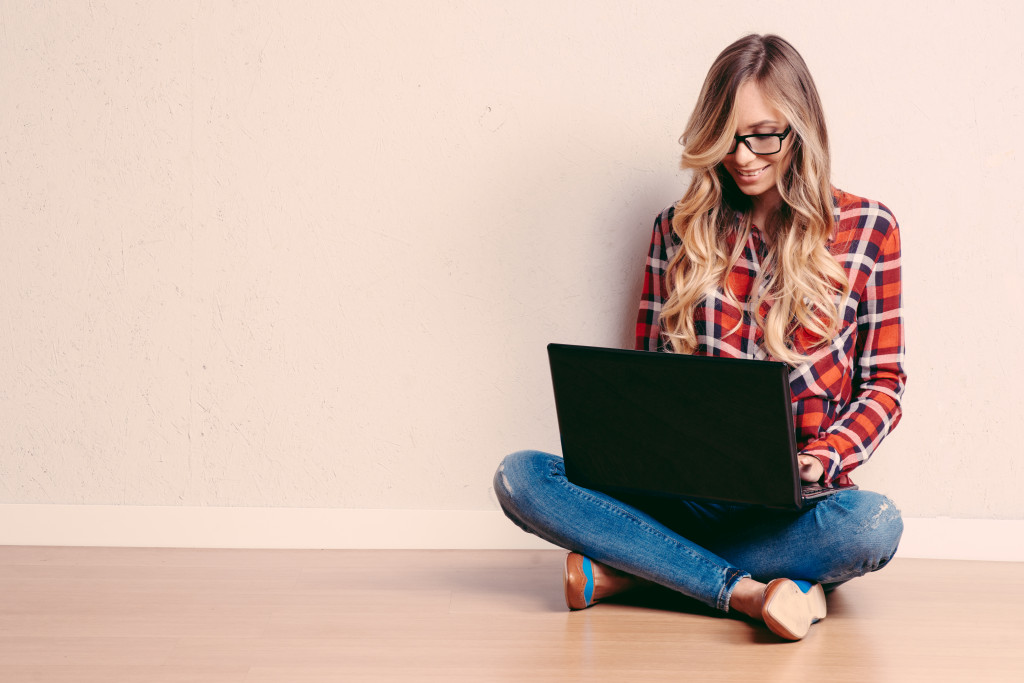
[1,0,1020,517]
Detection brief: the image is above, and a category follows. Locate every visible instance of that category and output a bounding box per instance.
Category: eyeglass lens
[729,135,783,155]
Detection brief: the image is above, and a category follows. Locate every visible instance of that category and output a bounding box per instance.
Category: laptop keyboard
[800,483,831,497]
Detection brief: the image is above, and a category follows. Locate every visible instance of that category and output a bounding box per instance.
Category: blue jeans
[493,450,903,612]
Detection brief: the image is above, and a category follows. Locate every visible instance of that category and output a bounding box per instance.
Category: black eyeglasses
[727,126,792,155]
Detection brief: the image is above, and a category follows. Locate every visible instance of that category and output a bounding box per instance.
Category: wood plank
[0,548,1020,682]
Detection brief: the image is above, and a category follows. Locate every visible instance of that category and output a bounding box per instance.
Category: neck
[750,188,783,233]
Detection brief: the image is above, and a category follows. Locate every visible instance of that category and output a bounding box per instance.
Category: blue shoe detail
[582,557,595,606]
[792,579,815,594]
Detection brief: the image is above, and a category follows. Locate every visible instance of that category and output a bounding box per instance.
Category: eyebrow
[741,119,781,130]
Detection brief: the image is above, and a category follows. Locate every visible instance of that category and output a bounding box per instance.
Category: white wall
[0,0,1020,521]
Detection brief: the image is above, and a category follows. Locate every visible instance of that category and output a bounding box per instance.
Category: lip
[733,165,769,184]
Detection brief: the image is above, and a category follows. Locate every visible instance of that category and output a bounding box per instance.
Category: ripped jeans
[493,450,904,612]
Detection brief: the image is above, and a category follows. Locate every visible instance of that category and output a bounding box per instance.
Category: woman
[492,34,906,642]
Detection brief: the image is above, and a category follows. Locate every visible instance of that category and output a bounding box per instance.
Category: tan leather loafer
[564,552,596,610]
[761,578,827,641]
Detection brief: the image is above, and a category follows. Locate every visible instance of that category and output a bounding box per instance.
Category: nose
[733,140,758,165]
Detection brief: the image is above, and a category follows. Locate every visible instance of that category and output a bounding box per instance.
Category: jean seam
[719,568,751,614]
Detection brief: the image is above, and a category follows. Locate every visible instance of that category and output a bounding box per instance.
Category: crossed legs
[494,450,903,638]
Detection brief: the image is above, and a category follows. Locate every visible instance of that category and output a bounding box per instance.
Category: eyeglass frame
[727,126,792,155]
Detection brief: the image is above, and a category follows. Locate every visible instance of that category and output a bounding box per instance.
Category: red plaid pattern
[635,189,906,486]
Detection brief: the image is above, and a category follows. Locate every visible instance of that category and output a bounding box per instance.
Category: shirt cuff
[798,442,841,486]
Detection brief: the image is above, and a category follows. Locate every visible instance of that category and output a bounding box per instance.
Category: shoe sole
[762,579,826,641]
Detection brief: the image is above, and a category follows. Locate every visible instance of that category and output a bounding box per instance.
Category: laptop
[547,343,854,511]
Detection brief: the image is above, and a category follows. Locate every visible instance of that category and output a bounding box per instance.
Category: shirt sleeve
[635,208,674,352]
[800,221,907,486]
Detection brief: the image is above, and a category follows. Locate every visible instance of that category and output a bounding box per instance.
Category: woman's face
[721,81,792,202]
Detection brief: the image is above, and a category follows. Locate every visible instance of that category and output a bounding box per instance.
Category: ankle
[728,577,767,620]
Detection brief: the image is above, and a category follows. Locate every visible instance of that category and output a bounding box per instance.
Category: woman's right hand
[797,454,824,483]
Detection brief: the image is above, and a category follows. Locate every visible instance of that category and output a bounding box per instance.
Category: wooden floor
[0,547,1022,682]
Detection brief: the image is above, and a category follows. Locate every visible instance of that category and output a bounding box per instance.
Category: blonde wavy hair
[661,34,851,365]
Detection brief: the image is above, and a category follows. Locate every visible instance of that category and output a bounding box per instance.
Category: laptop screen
[548,343,805,510]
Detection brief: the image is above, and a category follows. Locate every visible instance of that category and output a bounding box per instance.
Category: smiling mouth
[737,166,768,177]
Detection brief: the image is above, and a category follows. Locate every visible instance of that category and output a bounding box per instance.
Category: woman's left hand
[797,454,824,483]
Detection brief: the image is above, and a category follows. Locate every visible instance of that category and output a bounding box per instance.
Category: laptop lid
[547,343,807,511]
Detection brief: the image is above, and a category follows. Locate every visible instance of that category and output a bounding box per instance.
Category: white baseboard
[1,505,1021,562]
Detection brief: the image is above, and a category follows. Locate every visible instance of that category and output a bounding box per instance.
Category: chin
[734,181,773,198]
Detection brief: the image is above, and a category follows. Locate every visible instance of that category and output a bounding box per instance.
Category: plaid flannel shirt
[635,189,906,486]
